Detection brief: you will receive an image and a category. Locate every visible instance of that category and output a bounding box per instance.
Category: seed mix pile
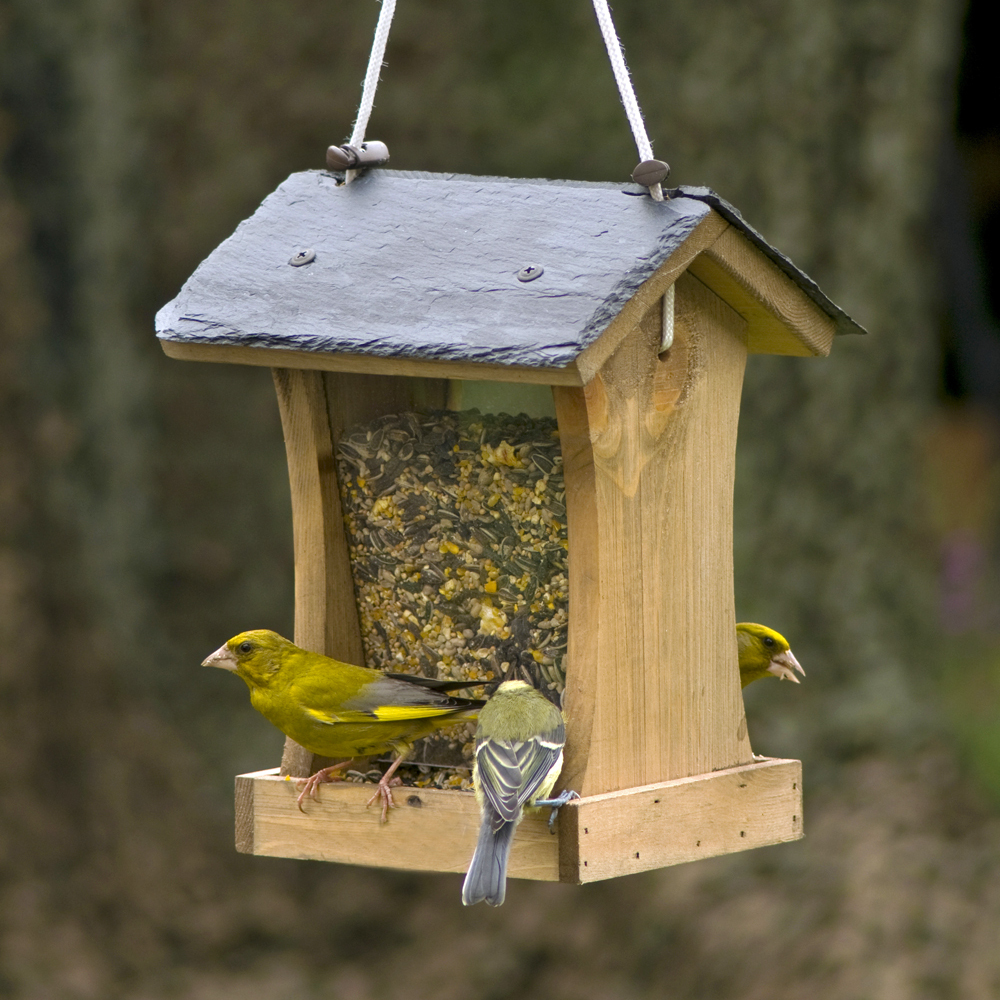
[335,409,569,788]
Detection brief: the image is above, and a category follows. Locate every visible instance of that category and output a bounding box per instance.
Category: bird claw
[534,789,581,827]
[365,777,402,823]
[295,762,351,812]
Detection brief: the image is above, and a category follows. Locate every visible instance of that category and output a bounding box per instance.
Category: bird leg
[366,753,407,823]
[295,759,356,812]
[534,789,581,827]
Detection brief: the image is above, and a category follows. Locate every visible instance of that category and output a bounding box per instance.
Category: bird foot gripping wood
[295,760,355,811]
[365,776,404,824]
[534,789,581,827]
[365,753,407,823]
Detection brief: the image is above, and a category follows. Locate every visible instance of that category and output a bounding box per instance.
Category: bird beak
[768,649,805,683]
[202,643,238,671]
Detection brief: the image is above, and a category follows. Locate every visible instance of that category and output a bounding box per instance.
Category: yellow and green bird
[202,629,483,821]
[736,622,805,688]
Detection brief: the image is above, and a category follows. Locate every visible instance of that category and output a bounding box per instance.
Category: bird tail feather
[462,812,516,907]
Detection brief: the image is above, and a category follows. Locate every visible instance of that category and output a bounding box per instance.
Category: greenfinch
[202,629,482,821]
[462,680,568,907]
[736,622,804,688]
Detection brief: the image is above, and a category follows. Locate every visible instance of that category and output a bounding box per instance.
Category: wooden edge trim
[573,210,731,384]
[559,757,803,883]
[234,773,256,854]
[694,227,836,357]
[160,339,583,386]
[552,384,599,793]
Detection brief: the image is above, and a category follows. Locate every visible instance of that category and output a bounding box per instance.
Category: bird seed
[335,409,569,774]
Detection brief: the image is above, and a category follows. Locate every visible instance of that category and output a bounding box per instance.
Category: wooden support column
[272,368,364,776]
[556,271,754,797]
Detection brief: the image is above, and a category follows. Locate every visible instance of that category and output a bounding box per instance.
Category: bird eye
[238,641,253,654]
[763,636,774,647]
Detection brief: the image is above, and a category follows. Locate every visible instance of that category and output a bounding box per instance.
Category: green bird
[736,622,805,688]
[202,629,483,822]
[462,680,570,907]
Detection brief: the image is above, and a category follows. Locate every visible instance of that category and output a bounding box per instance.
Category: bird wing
[475,722,565,828]
[383,672,488,694]
[283,665,482,725]
[339,675,481,722]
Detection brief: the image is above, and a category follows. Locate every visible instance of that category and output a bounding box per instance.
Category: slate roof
[155,170,864,370]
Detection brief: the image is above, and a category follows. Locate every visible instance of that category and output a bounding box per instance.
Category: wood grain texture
[162,340,584,386]
[237,768,560,878]
[689,226,837,357]
[272,368,362,663]
[552,384,601,794]
[556,272,753,798]
[273,368,363,777]
[559,758,803,883]
[234,773,255,854]
[235,759,801,882]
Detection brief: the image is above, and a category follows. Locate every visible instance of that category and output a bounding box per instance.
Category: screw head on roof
[288,248,316,267]
[517,264,544,282]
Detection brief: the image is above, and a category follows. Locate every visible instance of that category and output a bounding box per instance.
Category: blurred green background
[3,0,1000,996]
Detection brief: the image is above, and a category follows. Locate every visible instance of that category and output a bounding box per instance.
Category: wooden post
[272,368,363,775]
[555,271,754,797]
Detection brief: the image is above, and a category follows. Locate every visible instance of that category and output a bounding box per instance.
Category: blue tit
[462,680,567,907]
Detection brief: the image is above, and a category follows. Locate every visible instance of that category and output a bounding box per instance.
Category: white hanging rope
[344,0,662,198]
[590,0,663,201]
[345,0,397,182]
[661,282,675,352]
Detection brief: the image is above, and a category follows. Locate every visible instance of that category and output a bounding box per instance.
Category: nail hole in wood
[740,830,745,837]
[407,795,423,808]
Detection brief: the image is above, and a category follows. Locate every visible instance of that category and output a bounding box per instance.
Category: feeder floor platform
[235,757,802,883]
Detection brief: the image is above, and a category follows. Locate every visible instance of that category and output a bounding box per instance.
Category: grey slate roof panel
[670,186,866,338]
[155,169,863,370]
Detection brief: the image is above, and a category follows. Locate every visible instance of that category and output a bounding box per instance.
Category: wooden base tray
[235,757,802,884]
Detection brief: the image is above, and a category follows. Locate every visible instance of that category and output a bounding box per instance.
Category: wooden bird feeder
[157,169,862,884]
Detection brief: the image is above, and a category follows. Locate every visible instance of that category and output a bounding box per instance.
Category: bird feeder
[157,168,862,884]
